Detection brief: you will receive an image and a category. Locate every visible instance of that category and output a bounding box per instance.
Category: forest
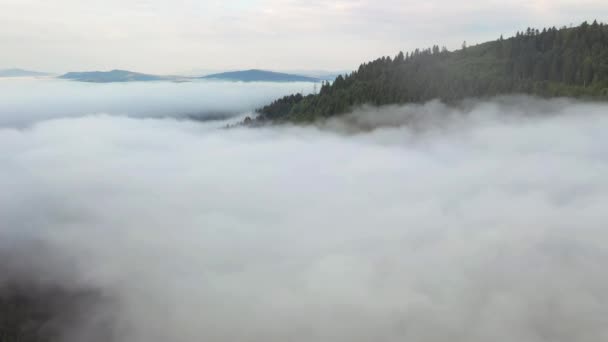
[256,21,608,122]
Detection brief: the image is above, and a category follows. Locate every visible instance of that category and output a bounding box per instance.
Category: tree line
[256,21,608,122]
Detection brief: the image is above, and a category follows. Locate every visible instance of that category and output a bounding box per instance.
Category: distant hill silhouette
[201,69,320,82]
[59,70,166,83]
[0,68,50,77]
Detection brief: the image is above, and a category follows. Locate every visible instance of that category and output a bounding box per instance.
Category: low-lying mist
[1,96,607,342]
[0,78,315,127]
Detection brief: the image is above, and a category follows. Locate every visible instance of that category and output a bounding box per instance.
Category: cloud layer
[0,78,314,127]
[1,96,608,341]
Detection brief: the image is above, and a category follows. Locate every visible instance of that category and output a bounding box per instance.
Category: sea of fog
[1,87,608,342]
[0,77,316,126]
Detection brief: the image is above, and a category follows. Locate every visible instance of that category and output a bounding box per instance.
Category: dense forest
[256,21,608,122]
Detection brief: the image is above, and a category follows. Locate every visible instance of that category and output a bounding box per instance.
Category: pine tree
[256,21,608,123]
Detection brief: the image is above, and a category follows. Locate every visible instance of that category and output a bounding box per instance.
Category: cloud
[0,239,117,342]
[0,79,315,127]
[1,96,608,341]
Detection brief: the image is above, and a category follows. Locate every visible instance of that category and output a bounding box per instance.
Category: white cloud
[0,78,315,126]
[1,96,608,341]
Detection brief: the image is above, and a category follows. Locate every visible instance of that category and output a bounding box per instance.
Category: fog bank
[1,96,607,342]
[0,78,315,127]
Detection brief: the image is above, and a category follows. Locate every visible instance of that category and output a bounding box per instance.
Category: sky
[1,0,608,74]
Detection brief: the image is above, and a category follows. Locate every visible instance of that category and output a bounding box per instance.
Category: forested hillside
[256,21,608,122]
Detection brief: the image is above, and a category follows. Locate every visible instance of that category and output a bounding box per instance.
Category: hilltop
[57,69,323,83]
[257,21,608,122]
[59,69,166,83]
[201,69,320,82]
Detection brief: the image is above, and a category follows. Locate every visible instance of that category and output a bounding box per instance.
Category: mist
[1,96,608,342]
[0,78,315,127]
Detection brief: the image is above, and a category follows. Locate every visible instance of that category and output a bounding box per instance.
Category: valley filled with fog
[1,86,607,341]
[0,78,316,126]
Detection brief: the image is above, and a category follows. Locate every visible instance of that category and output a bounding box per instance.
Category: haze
[1,96,607,341]
[2,0,608,73]
[2,1,608,340]
[0,78,314,126]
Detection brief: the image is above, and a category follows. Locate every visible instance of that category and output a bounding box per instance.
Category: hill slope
[201,69,320,82]
[59,70,165,83]
[257,21,608,122]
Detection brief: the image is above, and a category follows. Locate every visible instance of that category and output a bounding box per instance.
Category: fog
[1,96,608,342]
[0,78,315,126]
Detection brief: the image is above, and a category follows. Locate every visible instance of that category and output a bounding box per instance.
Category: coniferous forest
[256,21,608,122]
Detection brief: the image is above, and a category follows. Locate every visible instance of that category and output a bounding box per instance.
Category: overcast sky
[1,0,608,74]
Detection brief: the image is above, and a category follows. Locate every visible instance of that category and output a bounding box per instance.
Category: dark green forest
[256,21,608,122]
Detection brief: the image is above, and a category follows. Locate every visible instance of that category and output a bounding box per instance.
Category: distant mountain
[0,68,50,77]
[59,69,166,83]
[201,69,320,82]
[58,69,322,83]
[285,70,350,81]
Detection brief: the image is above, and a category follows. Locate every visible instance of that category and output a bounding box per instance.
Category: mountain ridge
[201,69,320,82]
[59,69,166,83]
[256,21,608,123]
[57,69,323,83]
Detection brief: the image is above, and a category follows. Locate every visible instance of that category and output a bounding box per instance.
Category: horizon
[2,18,606,77]
[2,2,608,341]
[0,67,347,78]
[1,0,607,74]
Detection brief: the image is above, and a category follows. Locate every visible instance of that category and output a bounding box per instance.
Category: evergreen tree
[256,21,608,123]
